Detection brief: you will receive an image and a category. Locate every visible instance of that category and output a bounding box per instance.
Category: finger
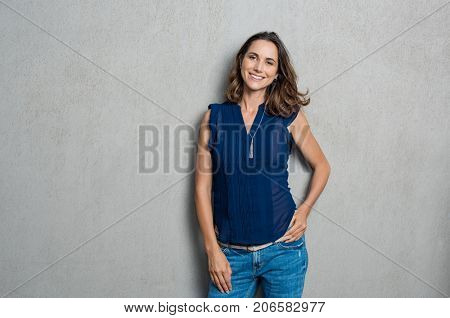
[287,229,306,242]
[289,225,306,237]
[299,229,306,238]
[282,229,292,239]
[212,272,224,293]
[289,213,298,226]
[285,231,298,242]
[287,220,294,229]
[217,272,230,293]
[294,229,305,240]
[211,273,220,292]
[277,223,300,242]
[224,265,232,291]
[279,232,293,242]
[284,226,297,239]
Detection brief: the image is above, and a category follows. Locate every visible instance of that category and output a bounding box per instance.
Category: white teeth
[250,74,263,80]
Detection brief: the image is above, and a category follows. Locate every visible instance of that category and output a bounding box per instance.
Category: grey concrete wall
[0,0,448,297]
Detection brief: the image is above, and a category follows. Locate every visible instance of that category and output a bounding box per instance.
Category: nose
[254,62,264,73]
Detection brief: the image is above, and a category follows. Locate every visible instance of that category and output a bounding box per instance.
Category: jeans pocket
[276,235,305,250]
[227,247,248,256]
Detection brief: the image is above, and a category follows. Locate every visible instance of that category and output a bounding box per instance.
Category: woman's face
[240,39,279,92]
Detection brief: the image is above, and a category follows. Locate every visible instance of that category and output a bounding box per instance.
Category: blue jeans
[207,234,308,298]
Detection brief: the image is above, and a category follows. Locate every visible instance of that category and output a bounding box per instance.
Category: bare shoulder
[201,109,211,125]
[288,108,310,134]
[197,109,212,149]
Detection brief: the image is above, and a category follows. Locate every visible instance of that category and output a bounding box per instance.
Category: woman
[195,31,331,298]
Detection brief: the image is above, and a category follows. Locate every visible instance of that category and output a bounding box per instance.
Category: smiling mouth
[249,73,264,81]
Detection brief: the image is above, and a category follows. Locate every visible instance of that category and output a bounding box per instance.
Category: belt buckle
[221,242,265,252]
[246,244,260,252]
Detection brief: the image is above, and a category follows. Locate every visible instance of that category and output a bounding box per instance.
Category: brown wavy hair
[224,31,310,117]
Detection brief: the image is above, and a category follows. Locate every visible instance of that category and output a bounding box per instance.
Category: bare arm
[195,109,232,294]
[288,108,331,216]
[280,108,331,242]
[194,109,220,255]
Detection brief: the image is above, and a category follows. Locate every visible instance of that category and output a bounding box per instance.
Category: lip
[249,72,265,81]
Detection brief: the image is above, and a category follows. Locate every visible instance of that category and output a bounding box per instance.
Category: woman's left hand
[277,203,311,243]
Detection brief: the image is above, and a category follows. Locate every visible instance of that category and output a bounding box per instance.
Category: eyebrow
[248,51,276,63]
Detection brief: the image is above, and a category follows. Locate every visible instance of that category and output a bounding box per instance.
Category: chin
[245,83,266,92]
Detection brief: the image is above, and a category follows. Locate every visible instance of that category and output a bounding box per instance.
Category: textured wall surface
[0,0,448,297]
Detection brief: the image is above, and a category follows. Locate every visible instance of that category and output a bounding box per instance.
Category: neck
[239,95,265,113]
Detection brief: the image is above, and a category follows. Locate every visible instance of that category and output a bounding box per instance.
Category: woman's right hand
[208,248,232,293]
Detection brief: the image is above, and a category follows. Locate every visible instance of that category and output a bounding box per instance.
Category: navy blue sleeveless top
[208,101,299,245]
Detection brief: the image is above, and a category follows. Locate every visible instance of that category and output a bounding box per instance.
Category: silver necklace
[248,106,265,159]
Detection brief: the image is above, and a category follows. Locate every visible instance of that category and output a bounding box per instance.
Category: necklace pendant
[249,139,254,158]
